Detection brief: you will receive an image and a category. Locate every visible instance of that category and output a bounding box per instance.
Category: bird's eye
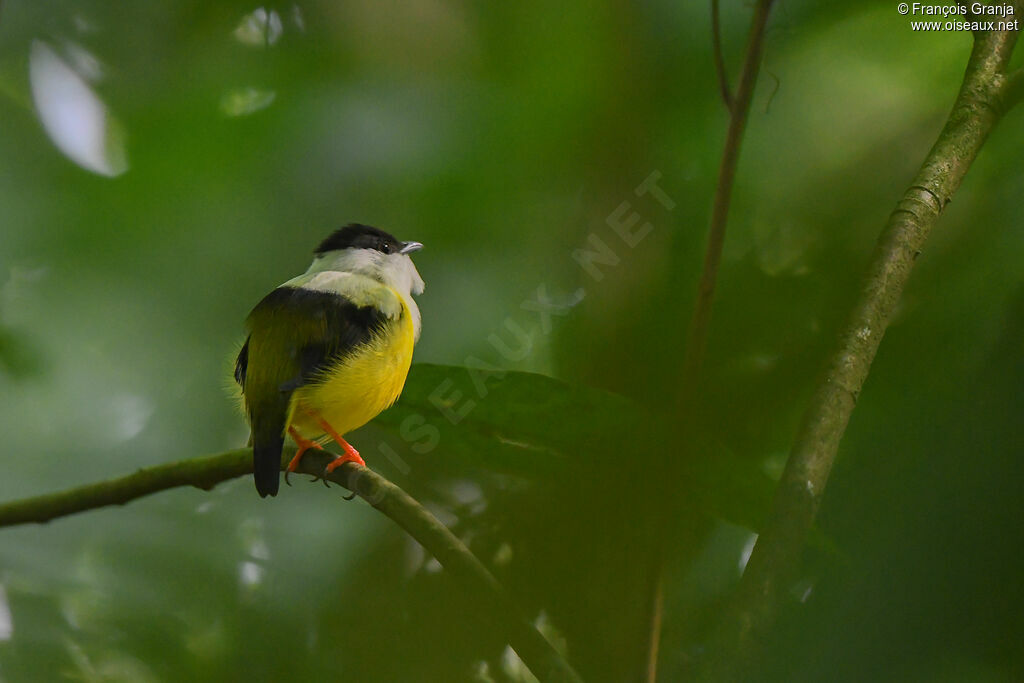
[381,242,392,254]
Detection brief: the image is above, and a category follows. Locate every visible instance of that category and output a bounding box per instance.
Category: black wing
[234,336,249,387]
[242,286,387,497]
[253,286,388,391]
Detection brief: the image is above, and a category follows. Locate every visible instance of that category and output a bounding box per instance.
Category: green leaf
[372,363,641,477]
[374,363,777,533]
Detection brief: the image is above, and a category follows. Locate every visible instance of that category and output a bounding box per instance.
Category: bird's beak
[400,241,423,254]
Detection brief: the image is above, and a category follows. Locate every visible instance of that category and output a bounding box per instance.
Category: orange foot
[285,427,323,486]
[317,417,367,472]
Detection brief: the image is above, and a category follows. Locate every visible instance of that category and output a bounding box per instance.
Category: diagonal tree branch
[0,449,583,683]
[697,16,1021,680]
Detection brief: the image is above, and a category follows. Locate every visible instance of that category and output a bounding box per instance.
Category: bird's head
[310,223,425,295]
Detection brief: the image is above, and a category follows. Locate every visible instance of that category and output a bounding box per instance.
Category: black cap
[314,224,403,255]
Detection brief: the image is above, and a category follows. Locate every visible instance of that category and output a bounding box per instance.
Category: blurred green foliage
[1,0,1023,681]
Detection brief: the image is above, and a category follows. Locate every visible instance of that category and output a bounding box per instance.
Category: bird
[234,224,425,497]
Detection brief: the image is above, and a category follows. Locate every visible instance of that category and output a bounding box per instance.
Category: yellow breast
[288,294,416,441]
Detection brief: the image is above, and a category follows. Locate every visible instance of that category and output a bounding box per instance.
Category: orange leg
[317,417,367,472]
[285,426,323,486]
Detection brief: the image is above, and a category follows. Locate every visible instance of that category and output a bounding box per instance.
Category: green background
[1,0,1023,680]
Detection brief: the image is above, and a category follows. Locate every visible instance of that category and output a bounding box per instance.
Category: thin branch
[763,71,780,114]
[643,2,778,680]
[0,449,583,683]
[644,576,664,681]
[697,18,1021,680]
[681,0,775,401]
[1003,65,1024,109]
[711,0,733,110]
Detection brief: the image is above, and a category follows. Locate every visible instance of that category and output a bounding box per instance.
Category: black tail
[253,431,284,497]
